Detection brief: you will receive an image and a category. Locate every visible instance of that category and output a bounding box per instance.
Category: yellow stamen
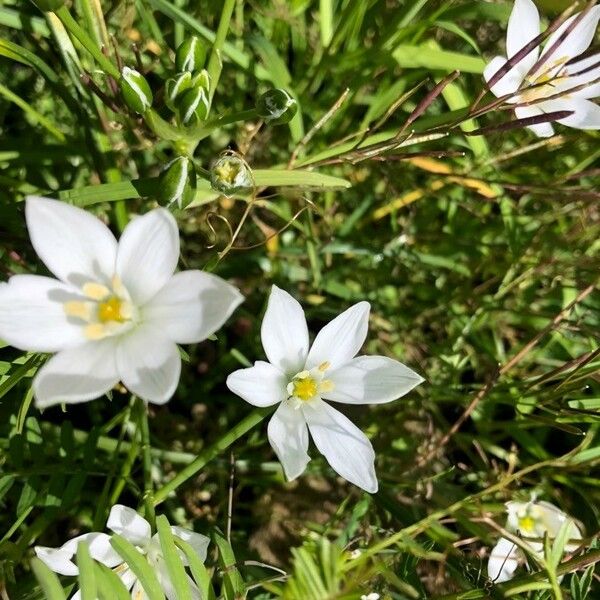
[318,361,331,372]
[293,377,318,401]
[82,282,110,301]
[98,297,125,323]
[518,516,536,533]
[84,323,106,340]
[64,301,93,321]
[319,379,334,393]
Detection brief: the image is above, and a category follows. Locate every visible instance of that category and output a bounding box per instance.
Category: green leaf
[31,557,68,600]
[110,534,166,600]
[174,537,215,600]
[213,531,245,600]
[76,542,98,600]
[253,169,350,189]
[95,562,133,600]
[156,515,193,600]
[392,44,485,73]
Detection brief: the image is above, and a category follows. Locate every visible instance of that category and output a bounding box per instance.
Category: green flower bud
[175,36,208,73]
[165,71,192,110]
[191,69,211,93]
[120,67,152,114]
[177,86,209,126]
[210,155,254,196]
[33,0,66,11]
[256,88,297,125]
[158,156,196,209]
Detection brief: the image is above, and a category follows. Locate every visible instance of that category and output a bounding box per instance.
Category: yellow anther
[84,323,106,340]
[64,301,93,321]
[98,297,125,323]
[82,282,110,301]
[293,377,318,401]
[319,379,334,393]
[318,361,331,372]
[518,515,536,533]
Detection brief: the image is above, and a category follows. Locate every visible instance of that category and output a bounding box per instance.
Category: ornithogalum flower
[226,286,424,493]
[488,499,582,583]
[35,504,209,599]
[0,197,243,407]
[484,0,600,137]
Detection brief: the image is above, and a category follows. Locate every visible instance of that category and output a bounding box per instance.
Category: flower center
[64,276,136,340]
[518,515,537,534]
[287,362,334,405]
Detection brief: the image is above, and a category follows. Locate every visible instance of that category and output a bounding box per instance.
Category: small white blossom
[226,285,424,493]
[35,504,208,599]
[484,0,600,137]
[0,197,243,407]
[488,499,582,583]
[361,594,380,600]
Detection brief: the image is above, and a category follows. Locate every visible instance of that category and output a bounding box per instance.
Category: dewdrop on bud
[210,155,254,196]
[158,156,196,209]
[256,88,297,125]
[165,71,192,110]
[33,0,66,10]
[178,86,209,126]
[120,67,152,114]
[175,36,208,73]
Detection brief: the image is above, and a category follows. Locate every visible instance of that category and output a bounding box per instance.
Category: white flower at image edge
[484,0,600,137]
[35,504,209,599]
[226,285,424,493]
[0,197,243,407]
[488,499,583,583]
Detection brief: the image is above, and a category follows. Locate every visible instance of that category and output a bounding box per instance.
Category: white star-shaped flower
[488,499,582,583]
[226,285,424,493]
[484,0,600,137]
[0,197,243,407]
[35,504,209,599]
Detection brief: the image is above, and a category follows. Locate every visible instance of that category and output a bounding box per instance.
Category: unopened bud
[175,36,208,73]
[120,67,152,114]
[210,155,254,196]
[256,88,297,125]
[178,86,209,126]
[158,156,196,209]
[165,71,192,110]
[191,69,210,93]
[33,0,66,11]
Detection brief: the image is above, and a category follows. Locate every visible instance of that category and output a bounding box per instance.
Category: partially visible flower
[226,286,424,493]
[488,499,582,583]
[0,197,243,407]
[361,594,380,600]
[483,0,600,137]
[35,504,209,599]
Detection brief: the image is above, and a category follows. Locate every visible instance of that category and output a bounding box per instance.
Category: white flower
[488,499,582,583]
[483,0,600,137]
[35,504,209,599]
[361,594,380,600]
[0,197,243,408]
[226,285,424,493]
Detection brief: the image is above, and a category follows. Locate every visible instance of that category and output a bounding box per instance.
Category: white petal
[35,545,78,576]
[514,105,555,137]
[116,208,179,305]
[305,302,370,371]
[483,56,525,98]
[33,340,119,409]
[62,532,122,568]
[71,591,81,600]
[260,286,309,374]
[488,537,521,583]
[302,399,377,493]
[143,270,243,344]
[116,325,181,404]
[325,355,424,405]
[267,401,310,480]
[564,53,600,99]
[170,526,210,563]
[25,196,117,286]
[226,361,287,407]
[535,501,583,541]
[155,559,202,600]
[540,7,600,66]
[131,580,151,600]
[107,505,151,546]
[506,0,540,73]
[0,275,84,352]
[541,97,600,130]
[116,566,137,591]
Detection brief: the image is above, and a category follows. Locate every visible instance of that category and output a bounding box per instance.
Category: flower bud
[165,71,192,110]
[33,0,66,11]
[158,156,196,209]
[256,89,297,125]
[191,69,211,93]
[178,86,209,126]
[120,67,152,114]
[175,36,208,73]
[210,155,254,196]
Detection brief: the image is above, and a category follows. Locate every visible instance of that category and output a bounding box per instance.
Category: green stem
[55,6,120,79]
[137,398,156,529]
[153,408,273,506]
[206,0,236,104]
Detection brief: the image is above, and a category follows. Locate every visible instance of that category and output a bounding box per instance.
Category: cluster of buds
[165,37,211,127]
